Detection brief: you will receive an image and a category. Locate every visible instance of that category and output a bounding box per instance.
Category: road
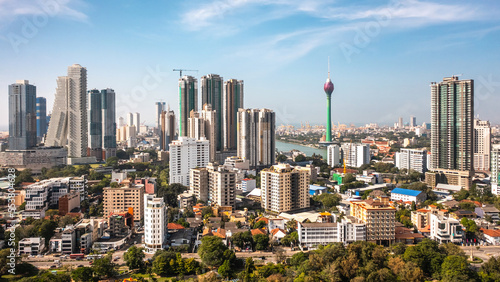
[460,244,500,263]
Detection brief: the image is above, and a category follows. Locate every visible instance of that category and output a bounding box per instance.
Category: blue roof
[391,188,422,197]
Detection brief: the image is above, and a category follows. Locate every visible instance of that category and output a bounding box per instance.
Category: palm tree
[286,219,297,233]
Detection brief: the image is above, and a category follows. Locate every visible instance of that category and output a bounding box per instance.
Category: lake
[276,140,327,159]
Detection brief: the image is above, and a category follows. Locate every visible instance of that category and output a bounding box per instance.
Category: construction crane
[173,69,198,78]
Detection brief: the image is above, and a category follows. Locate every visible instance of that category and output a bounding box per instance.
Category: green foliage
[479,256,500,281]
[17,271,72,282]
[276,154,288,163]
[343,173,356,184]
[157,183,188,207]
[124,246,146,271]
[373,162,395,173]
[312,193,341,210]
[395,206,413,228]
[459,201,476,211]
[105,156,119,167]
[403,239,444,277]
[253,234,270,250]
[294,155,306,162]
[92,255,117,278]
[290,252,308,267]
[71,267,96,282]
[460,218,479,235]
[231,231,253,249]
[454,189,470,201]
[281,231,298,246]
[198,236,228,268]
[253,220,267,229]
[218,260,232,279]
[441,255,477,282]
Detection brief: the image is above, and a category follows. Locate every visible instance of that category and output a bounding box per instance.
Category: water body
[276,140,327,159]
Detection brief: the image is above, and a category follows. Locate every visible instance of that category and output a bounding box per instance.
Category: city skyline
[1,1,500,130]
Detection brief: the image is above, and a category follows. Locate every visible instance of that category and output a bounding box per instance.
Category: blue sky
[1,0,500,130]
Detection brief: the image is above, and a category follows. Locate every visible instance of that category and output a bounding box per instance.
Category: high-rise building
[36,97,47,139]
[118,117,124,128]
[160,107,176,151]
[101,89,116,159]
[9,80,37,150]
[155,102,166,134]
[341,143,370,168]
[474,119,491,171]
[190,163,236,207]
[261,164,310,213]
[188,104,217,161]
[179,76,198,137]
[88,89,102,160]
[350,197,396,244]
[410,116,416,127]
[127,112,133,127]
[223,79,243,150]
[144,194,167,254]
[201,74,223,151]
[327,144,340,167]
[46,64,88,158]
[430,76,474,171]
[395,149,428,173]
[103,183,144,224]
[398,117,403,128]
[133,112,140,134]
[126,125,137,148]
[169,137,209,186]
[491,145,500,195]
[237,108,275,169]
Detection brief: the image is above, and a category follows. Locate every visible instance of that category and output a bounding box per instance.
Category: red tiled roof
[460,199,482,207]
[251,228,266,236]
[257,217,269,224]
[271,228,286,236]
[418,225,431,233]
[167,223,185,229]
[481,228,500,237]
[416,209,430,213]
[213,228,226,239]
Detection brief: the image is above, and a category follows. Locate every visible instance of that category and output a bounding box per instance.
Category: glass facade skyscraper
[9,80,37,150]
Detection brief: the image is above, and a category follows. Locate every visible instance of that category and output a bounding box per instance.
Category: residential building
[425,169,473,190]
[492,145,500,195]
[411,208,430,230]
[240,178,256,192]
[430,76,474,171]
[59,191,80,216]
[395,149,428,173]
[160,107,176,151]
[190,163,236,207]
[155,101,166,134]
[144,194,167,254]
[237,108,275,169]
[101,89,116,159]
[327,144,340,167]
[61,228,76,254]
[88,89,102,160]
[134,177,157,194]
[261,163,310,213]
[188,104,217,161]
[133,112,140,134]
[201,74,223,152]
[398,117,403,128]
[481,228,500,246]
[18,237,45,255]
[350,197,396,244]
[46,64,88,158]
[297,217,366,249]
[107,211,133,238]
[169,137,209,186]
[473,119,491,171]
[9,80,37,150]
[24,177,85,212]
[429,213,463,243]
[223,79,243,150]
[36,97,47,139]
[475,205,500,221]
[390,188,427,204]
[410,116,416,127]
[177,192,195,208]
[341,143,370,168]
[103,184,145,224]
[179,75,198,137]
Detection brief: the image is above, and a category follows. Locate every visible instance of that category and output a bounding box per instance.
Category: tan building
[103,183,144,224]
[350,197,396,244]
[261,163,310,214]
[190,163,236,207]
[425,169,473,190]
[411,209,430,230]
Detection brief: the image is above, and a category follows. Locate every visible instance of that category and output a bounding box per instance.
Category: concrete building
[410,116,416,127]
[160,107,176,151]
[103,184,145,225]
[411,209,430,230]
[261,164,310,213]
[297,217,366,249]
[429,214,464,243]
[46,64,88,158]
[474,119,491,171]
[61,228,76,254]
[177,192,195,209]
[425,169,473,190]
[36,97,47,139]
[492,145,500,195]
[350,197,396,244]
[223,79,243,151]
[9,80,37,150]
[0,147,67,173]
[88,89,102,160]
[201,74,223,152]
[155,101,166,134]
[327,144,340,167]
[18,237,45,255]
[237,108,275,169]
[133,112,140,134]
[101,89,116,159]
[390,188,427,204]
[134,177,157,194]
[144,194,167,254]
[24,177,85,212]
[179,76,198,137]
[240,178,256,192]
[430,76,474,171]
[59,191,80,216]
[188,104,217,162]
[169,137,209,186]
[190,163,236,207]
[395,149,428,173]
[107,211,133,238]
[341,143,370,168]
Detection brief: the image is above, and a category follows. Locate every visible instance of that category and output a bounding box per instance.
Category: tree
[198,236,228,268]
[59,215,76,228]
[253,234,269,250]
[253,220,267,229]
[105,156,119,167]
[231,231,253,249]
[454,189,470,201]
[116,149,129,159]
[0,248,19,276]
[92,255,117,278]
[71,267,96,282]
[14,169,34,186]
[294,155,306,162]
[290,252,308,267]
[441,255,476,282]
[124,246,146,271]
[460,218,479,237]
[218,259,232,279]
[152,250,177,276]
[440,242,466,257]
[276,154,288,163]
[343,173,355,184]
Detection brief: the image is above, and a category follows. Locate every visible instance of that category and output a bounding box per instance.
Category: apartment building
[190,163,236,207]
[297,216,366,249]
[18,237,45,255]
[350,197,396,245]
[103,184,145,225]
[395,149,428,173]
[169,137,210,186]
[144,195,168,254]
[429,213,464,243]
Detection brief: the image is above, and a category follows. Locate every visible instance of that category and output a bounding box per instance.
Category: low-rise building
[429,214,463,243]
[390,188,426,204]
[177,192,195,209]
[475,205,500,221]
[309,185,327,196]
[61,228,76,254]
[239,178,256,192]
[297,217,366,249]
[59,191,80,216]
[411,209,430,230]
[481,228,500,245]
[450,210,476,220]
[18,237,45,255]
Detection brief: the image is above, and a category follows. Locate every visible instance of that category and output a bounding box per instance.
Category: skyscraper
[46,64,88,158]
[36,97,47,139]
[223,79,243,150]
[188,104,217,162]
[88,89,102,160]
[430,76,474,171]
[323,62,334,142]
[201,74,223,151]
[160,107,176,151]
[179,76,198,137]
[473,119,491,171]
[144,194,167,254]
[327,144,340,167]
[410,116,416,127]
[133,112,140,133]
[9,80,37,150]
[398,117,403,128]
[237,108,275,169]
[101,89,116,159]
[127,112,133,127]
[341,143,370,168]
[169,137,209,186]
[155,102,166,134]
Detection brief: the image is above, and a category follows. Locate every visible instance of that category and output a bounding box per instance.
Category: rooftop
[391,188,422,197]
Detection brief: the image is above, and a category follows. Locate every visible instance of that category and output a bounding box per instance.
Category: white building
[341,143,370,168]
[169,137,210,186]
[190,163,236,207]
[188,104,217,162]
[297,217,366,249]
[395,149,428,173]
[18,237,45,255]
[133,112,141,134]
[24,177,85,211]
[474,119,491,171]
[491,145,500,195]
[144,194,167,254]
[327,144,340,167]
[240,178,256,192]
[390,188,427,204]
[429,214,463,243]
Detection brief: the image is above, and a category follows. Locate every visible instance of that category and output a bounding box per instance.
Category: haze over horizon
[1,0,500,131]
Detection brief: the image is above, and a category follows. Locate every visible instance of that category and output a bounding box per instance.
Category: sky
[1,0,500,130]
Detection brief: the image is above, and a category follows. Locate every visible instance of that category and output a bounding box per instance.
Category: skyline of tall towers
[46,64,88,158]
[88,88,117,161]
[201,74,223,151]
[160,106,176,151]
[36,97,47,139]
[88,89,102,160]
[430,76,474,171]
[9,80,37,150]
[223,79,244,151]
[179,75,198,137]
[237,108,275,169]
